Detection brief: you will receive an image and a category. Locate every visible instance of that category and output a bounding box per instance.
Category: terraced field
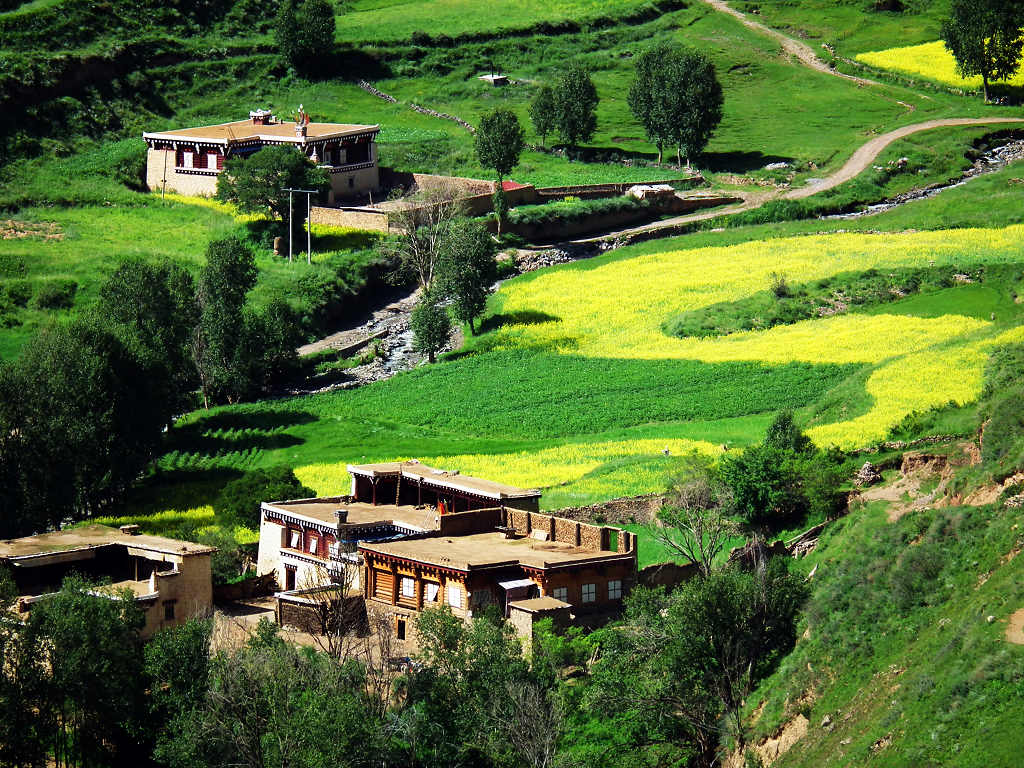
[857,40,1024,91]
[156,222,1024,513]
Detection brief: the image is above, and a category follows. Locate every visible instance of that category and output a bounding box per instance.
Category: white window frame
[608,580,622,600]
[552,587,568,603]
[289,530,300,549]
[401,577,415,598]
[425,582,439,602]
[307,535,319,555]
[182,150,193,169]
[447,584,462,608]
[582,583,596,603]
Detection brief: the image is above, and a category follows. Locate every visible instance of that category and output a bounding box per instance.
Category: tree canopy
[410,289,452,364]
[529,84,558,147]
[629,43,723,167]
[216,144,328,233]
[942,0,1024,101]
[215,466,315,530]
[555,65,599,149]
[437,217,498,334]
[475,107,525,183]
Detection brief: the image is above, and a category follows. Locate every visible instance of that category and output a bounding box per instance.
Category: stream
[824,138,1024,221]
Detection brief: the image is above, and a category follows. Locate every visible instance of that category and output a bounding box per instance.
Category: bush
[508,196,645,227]
[31,278,77,309]
[2,279,32,307]
[215,467,315,530]
[891,541,943,609]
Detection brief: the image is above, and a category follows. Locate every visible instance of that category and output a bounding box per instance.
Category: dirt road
[784,117,1024,199]
[700,0,878,86]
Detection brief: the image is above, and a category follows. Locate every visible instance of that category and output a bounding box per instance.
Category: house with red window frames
[142,108,380,203]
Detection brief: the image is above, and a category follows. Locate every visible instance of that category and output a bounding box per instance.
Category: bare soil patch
[1006,609,1024,645]
[1,219,62,240]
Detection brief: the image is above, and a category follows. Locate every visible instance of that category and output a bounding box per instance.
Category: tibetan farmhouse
[0,524,216,639]
[142,108,380,203]
[257,460,638,647]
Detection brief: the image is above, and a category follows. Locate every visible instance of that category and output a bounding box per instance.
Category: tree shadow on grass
[700,150,794,173]
[167,409,316,454]
[477,309,560,334]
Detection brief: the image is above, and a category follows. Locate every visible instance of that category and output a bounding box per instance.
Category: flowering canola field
[856,41,1024,90]
[294,225,1024,503]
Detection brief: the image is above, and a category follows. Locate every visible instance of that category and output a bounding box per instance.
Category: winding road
[567,2,1024,243]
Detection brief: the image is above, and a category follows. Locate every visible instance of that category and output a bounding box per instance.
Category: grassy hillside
[741,497,1023,767]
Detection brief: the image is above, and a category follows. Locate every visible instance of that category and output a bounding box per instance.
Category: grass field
[857,40,1024,91]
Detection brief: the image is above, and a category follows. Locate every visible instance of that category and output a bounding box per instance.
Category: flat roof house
[0,524,216,639]
[142,108,380,203]
[256,460,636,648]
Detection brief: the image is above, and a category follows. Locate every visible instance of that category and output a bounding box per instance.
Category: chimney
[295,123,307,138]
[335,509,348,524]
[249,109,273,125]
[120,524,141,536]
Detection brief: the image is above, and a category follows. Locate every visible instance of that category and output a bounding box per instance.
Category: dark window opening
[347,142,370,164]
[285,567,296,591]
[396,618,406,640]
[164,601,176,621]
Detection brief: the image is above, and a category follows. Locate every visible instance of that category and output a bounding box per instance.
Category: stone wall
[551,493,666,526]
[437,507,502,536]
[309,205,391,232]
[499,509,630,554]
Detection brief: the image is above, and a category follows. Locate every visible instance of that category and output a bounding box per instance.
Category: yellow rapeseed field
[490,225,1024,448]
[856,41,1024,89]
[296,438,719,500]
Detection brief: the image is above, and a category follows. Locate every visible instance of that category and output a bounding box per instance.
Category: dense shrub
[508,195,646,227]
[1,279,31,307]
[214,466,315,530]
[31,278,77,309]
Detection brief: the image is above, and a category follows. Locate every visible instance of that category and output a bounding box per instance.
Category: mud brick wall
[310,205,390,232]
[438,508,501,536]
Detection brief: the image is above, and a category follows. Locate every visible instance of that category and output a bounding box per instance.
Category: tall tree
[192,236,258,407]
[299,0,337,72]
[275,0,301,69]
[410,289,451,364]
[385,184,464,292]
[216,144,328,235]
[529,84,558,147]
[26,577,147,768]
[437,218,498,334]
[96,259,197,426]
[475,108,525,184]
[672,49,723,168]
[628,42,676,164]
[0,318,164,534]
[942,0,1024,102]
[555,65,599,149]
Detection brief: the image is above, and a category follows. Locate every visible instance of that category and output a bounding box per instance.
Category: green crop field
[4,0,1024,546]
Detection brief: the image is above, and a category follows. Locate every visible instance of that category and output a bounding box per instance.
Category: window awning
[498,578,536,590]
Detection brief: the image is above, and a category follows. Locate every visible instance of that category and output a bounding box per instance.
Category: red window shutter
[216,153,224,170]
[175,148,183,167]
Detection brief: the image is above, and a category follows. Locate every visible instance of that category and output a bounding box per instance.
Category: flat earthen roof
[348,461,541,500]
[509,596,571,612]
[0,524,216,560]
[143,119,379,145]
[264,499,439,532]
[360,532,629,572]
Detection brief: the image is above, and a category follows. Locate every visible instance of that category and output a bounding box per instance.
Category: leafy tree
[942,0,1024,102]
[555,64,599,149]
[629,43,723,167]
[0,318,165,534]
[587,562,808,765]
[437,218,498,334]
[475,107,525,184]
[162,636,387,768]
[385,185,464,292]
[96,259,197,426]
[275,0,301,69]
[241,297,304,395]
[410,289,451,363]
[216,466,315,530]
[406,607,531,766]
[764,410,813,454]
[529,84,558,147]
[25,576,147,768]
[299,0,337,72]
[719,443,807,532]
[144,619,213,758]
[669,48,723,168]
[192,236,258,407]
[0,567,47,767]
[216,145,328,235]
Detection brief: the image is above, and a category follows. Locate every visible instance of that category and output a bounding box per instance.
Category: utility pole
[282,187,317,265]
